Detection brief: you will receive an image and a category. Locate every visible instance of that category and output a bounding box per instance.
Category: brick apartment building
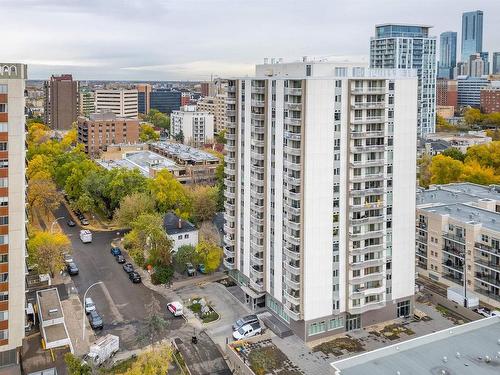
[480,86,500,114]
[43,74,79,130]
[436,78,458,111]
[77,112,139,156]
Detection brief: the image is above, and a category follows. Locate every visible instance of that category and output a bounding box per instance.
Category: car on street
[110,246,122,256]
[88,310,103,330]
[115,255,126,264]
[167,301,184,317]
[186,263,196,276]
[232,322,262,340]
[67,219,76,227]
[123,263,134,273]
[197,264,206,274]
[63,253,74,264]
[80,218,89,226]
[232,314,259,331]
[67,262,79,276]
[85,298,96,314]
[129,271,141,283]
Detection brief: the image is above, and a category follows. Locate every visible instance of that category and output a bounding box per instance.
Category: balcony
[223,201,235,211]
[350,144,386,153]
[226,109,237,117]
[285,102,302,111]
[442,273,463,285]
[284,189,301,200]
[351,86,386,94]
[223,223,235,234]
[475,243,500,256]
[350,257,385,269]
[349,300,386,315]
[251,253,264,266]
[250,266,264,279]
[284,174,301,186]
[474,257,500,271]
[251,138,265,147]
[251,113,265,121]
[250,175,264,187]
[283,202,301,216]
[350,187,385,196]
[284,304,301,320]
[223,246,235,258]
[442,232,465,244]
[349,230,384,241]
[226,97,236,105]
[442,261,464,274]
[442,246,464,258]
[284,247,300,261]
[474,287,500,303]
[350,215,384,225]
[226,132,237,141]
[284,231,300,246]
[349,272,384,284]
[224,190,236,200]
[224,234,235,246]
[285,220,300,231]
[252,125,265,135]
[252,86,265,94]
[223,258,234,270]
[350,173,386,182]
[474,275,500,288]
[284,131,301,141]
[350,131,385,139]
[228,86,236,93]
[284,117,301,126]
[224,166,236,176]
[351,102,386,110]
[251,99,265,107]
[283,290,300,305]
[284,262,301,276]
[283,145,301,156]
[284,159,301,171]
[285,87,302,96]
[351,116,386,124]
[249,278,265,293]
[250,238,264,251]
[250,212,264,225]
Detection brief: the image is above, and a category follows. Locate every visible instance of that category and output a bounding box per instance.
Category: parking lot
[54,204,185,350]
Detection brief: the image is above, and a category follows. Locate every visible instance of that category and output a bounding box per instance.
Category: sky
[2,0,500,81]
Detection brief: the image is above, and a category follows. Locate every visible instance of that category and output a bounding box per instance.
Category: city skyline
[2,0,499,80]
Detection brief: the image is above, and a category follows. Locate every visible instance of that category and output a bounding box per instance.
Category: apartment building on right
[416,183,500,308]
[370,24,437,136]
[223,59,418,341]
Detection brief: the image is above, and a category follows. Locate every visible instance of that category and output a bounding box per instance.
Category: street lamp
[82,281,103,341]
[50,216,65,233]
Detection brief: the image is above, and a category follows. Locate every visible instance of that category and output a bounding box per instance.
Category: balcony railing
[283,290,300,305]
[249,279,265,293]
[223,258,234,270]
[442,232,465,244]
[475,243,500,256]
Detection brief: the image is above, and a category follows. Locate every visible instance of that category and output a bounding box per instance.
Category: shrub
[151,265,174,285]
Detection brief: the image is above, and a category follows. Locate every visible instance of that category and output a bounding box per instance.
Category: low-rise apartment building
[196,94,227,134]
[416,183,500,308]
[77,112,140,156]
[171,105,214,147]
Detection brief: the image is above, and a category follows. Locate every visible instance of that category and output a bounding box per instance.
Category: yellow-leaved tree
[27,231,71,275]
[429,155,464,184]
[195,241,223,273]
[119,344,172,375]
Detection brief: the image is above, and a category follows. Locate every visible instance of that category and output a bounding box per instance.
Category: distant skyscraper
[492,52,500,74]
[136,83,151,115]
[370,24,437,136]
[438,31,457,79]
[461,10,483,62]
[43,74,79,130]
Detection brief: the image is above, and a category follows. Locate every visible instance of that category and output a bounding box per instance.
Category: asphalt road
[54,203,185,350]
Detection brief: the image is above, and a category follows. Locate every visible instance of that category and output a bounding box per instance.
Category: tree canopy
[140,123,160,142]
[27,231,71,275]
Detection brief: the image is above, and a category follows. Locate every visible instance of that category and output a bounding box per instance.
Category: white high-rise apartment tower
[223,59,418,341]
[370,24,437,136]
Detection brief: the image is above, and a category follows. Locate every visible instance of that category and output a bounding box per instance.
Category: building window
[184,234,189,239]
[0,123,7,132]
[308,321,326,336]
[0,254,6,263]
[0,85,7,94]
[0,235,8,245]
[0,292,7,301]
[0,197,7,206]
[0,273,7,283]
[397,300,411,317]
[177,235,182,240]
[328,317,344,331]
[0,104,6,113]
[306,65,312,77]
[0,143,6,151]
[0,329,7,340]
[0,160,7,168]
[0,311,7,321]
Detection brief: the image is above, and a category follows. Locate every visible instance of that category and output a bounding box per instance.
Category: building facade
[0,63,27,367]
[370,24,437,136]
[196,94,227,134]
[94,89,138,119]
[469,53,489,77]
[457,76,489,107]
[77,112,140,156]
[436,78,458,110]
[493,52,500,75]
[223,60,418,341]
[416,183,500,308]
[438,31,457,79]
[150,89,181,115]
[480,84,500,114]
[461,10,483,62]
[171,105,214,147]
[43,74,79,130]
[79,89,95,117]
[136,84,151,115]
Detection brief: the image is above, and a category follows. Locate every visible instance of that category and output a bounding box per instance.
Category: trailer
[447,286,479,309]
[85,334,119,366]
[80,229,92,244]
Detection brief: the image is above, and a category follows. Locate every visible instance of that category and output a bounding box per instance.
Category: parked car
[81,218,90,226]
[186,263,196,276]
[88,310,103,330]
[63,253,74,264]
[67,262,79,276]
[232,322,262,340]
[123,263,134,273]
[197,264,206,274]
[232,314,259,331]
[115,255,126,264]
[110,246,122,256]
[67,219,76,227]
[167,301,184,317]
[129,271,141,283]
[85,298,96,314]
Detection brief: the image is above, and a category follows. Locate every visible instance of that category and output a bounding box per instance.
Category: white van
[80,229,92,243]
[167,301,183,317]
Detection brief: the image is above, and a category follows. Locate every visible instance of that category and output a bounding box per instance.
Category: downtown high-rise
[370,24,437,136]
[0,64,27,366]
[461,10,483,62]
[438,31,457,79]
[223,59,417,341]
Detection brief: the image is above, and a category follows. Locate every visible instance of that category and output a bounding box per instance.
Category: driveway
[54,204,185,350]
[176,282,251,347]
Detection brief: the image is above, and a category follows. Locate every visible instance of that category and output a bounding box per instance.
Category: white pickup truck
[85,334,119,366]
[80,229,92,244]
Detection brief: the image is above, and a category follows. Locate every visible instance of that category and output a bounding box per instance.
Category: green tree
[139,123,160,142]
[114,192,156,228]
[64,353,92,375]
[441,147,466,162]
[215,158,225,211]
[436,115,456,132]
[195,241,222,273]
[147,109,170,132]
[174,245,198,270]
[148,169,191,218]
[188,185,218,223]
[418,154,432,188]
[215,129,227,144]
[430,154,464,184]
[174,130,184,143]
[27,231,71,275]
[105,168,148,213]
[73,193,95,214]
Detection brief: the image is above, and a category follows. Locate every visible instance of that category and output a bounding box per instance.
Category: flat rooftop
[332,317,500,375]
[417,183,500,206]
[150,142,219,163]
[37,289,63,321]
[43,323,68,343]
[97,150,179,177]
[420,203,500,231]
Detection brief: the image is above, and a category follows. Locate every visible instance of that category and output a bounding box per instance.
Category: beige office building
[94,89,138,119]
[0,63,27,367]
